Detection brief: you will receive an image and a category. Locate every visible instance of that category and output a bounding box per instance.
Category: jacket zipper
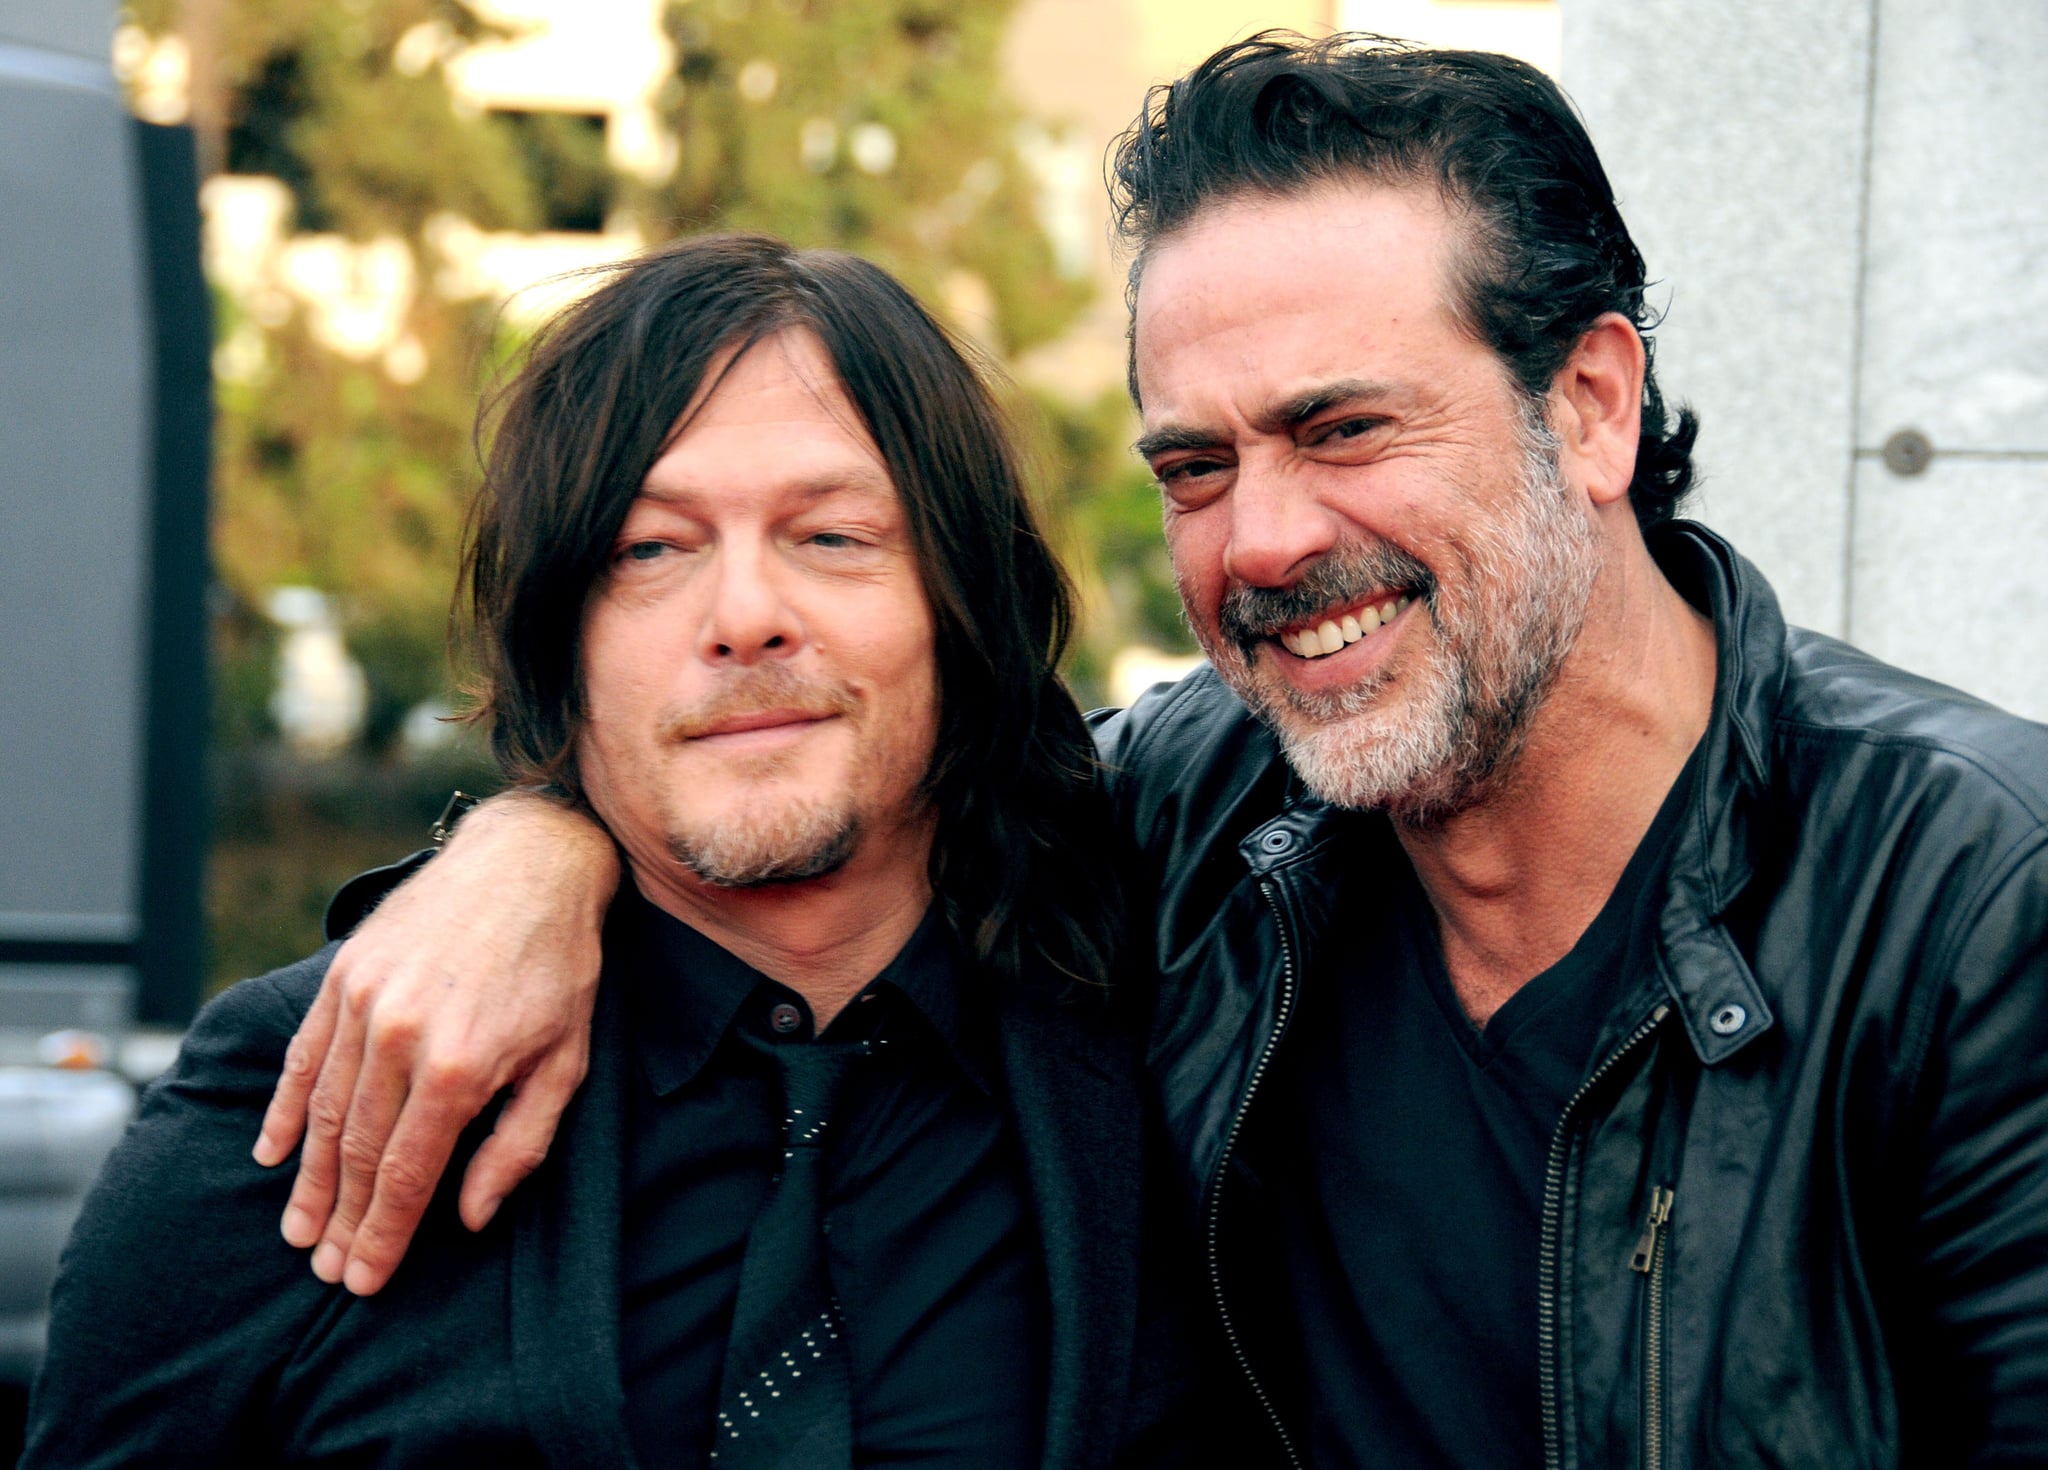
[1201,879,1306,1470]
[1538,1003,1671,1470]
[1629,1185,1675,1470]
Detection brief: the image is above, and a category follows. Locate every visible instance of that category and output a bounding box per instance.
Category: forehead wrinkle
[632,467,896,513]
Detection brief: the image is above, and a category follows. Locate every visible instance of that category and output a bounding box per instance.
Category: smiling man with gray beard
[242,33,2048,1470]
[1204,403,1599,822]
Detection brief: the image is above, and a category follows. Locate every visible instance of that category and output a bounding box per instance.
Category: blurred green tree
[127,0,540,754]
[122,0,1155,986]
[653,0,1088,357]
[1012,386,1196,707]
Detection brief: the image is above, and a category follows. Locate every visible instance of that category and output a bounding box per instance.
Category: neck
[630,818,938,1029]
[1395,533,1717,1026]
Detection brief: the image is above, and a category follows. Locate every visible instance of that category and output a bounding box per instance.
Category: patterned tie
[711,1030,869,1468]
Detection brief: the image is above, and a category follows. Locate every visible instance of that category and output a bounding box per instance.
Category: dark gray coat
[24,925,1203,1468]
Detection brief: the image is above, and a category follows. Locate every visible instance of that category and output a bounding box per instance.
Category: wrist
[454,790,623,906]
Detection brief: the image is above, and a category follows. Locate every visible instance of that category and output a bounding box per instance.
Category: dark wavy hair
[464,233,1121,992]
[1111,31,1698,529]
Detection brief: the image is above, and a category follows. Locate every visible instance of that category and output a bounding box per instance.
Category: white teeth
[1280,593,1414,660]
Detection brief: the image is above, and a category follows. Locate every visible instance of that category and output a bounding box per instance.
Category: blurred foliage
[652,0,1088,357]
[1012,385,1194,707]
[123,0,1178,989]
[208,742,502,988]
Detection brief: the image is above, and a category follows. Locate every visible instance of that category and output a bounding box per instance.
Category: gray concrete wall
[1565,0,2048,720]
[0,0,149,945]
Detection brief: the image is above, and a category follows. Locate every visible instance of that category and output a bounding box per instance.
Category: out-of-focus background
[0,0,2042,1444]
[29,0,1575,1001]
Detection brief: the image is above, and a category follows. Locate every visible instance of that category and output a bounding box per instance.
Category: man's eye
[1321,417,1384,443]
[1158,458,1224,485]
[620,541,668,562]
[805,532,863,549]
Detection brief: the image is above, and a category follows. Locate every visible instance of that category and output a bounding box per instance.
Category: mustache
[654,665,859,742]
[1217,543,1436,658]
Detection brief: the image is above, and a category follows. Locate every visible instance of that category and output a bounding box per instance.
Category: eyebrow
[1132,377,1401,461]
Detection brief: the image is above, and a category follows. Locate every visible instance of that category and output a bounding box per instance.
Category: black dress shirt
[615,888,1050,1470]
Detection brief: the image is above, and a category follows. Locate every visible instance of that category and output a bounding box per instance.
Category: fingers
[456,1037,590,1233]
[254,974,340,1168]
[335,1081,476,1296]
[279,977,371,1252]
[311,1031,414,1286]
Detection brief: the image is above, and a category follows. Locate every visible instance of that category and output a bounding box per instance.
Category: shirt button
[769,1002,804,1035]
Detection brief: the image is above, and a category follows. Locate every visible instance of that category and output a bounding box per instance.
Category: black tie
[712,1032,868,1468]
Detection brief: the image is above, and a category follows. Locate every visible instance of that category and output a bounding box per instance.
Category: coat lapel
[511,977,641,1470]
[997,989,1147,1470]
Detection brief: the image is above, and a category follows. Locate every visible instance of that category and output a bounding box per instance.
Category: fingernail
[252,1133,280,1167]
[311,1242,345,1283]
[474,1198,500,1231]
[343,1258,379,1296]
[282,1205,318,1247]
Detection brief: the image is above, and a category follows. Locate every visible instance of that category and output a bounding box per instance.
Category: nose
[696,539,802,665]
[1221,456,1339,590]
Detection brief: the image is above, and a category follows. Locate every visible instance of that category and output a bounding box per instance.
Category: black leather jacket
[1091,523,2048,1469]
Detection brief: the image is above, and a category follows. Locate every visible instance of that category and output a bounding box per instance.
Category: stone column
[1566,0,2048,719]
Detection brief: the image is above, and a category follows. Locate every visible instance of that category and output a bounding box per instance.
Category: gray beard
[666,803,860,888]
[1200,408,1599,825]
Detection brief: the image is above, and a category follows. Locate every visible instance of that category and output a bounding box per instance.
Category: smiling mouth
[691,708,838,740]
[1275,592,1416,660]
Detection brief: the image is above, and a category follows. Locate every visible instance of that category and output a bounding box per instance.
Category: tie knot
[772,1039,867,1148]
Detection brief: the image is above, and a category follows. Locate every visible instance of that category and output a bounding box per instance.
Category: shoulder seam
[1771,717,2048,824]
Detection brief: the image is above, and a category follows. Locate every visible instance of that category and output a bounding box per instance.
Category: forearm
[444,787,622,921]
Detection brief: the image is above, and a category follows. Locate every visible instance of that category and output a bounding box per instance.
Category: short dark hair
[465,233,1121,991]
[1111,31,1698,529]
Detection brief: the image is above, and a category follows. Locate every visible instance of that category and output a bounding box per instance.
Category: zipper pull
[1629,1186,1675,1273]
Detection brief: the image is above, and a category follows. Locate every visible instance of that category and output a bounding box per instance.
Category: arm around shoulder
[258,788,618,1297]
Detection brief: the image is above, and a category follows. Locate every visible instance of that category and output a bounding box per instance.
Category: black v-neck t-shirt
[1250,753,1699,1467]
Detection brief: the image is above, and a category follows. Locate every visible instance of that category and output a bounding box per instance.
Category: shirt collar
[613,885,994,1098]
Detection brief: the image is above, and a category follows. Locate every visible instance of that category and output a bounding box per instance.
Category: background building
[1570,0,2048,722]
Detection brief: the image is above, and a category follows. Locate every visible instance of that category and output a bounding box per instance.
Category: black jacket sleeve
[1908,840,2048,1465]
[22,949,342,1468]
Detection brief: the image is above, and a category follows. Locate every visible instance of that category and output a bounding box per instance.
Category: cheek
[1162,512,1227,629]
[579,605,683,738]
[854,605,940,762]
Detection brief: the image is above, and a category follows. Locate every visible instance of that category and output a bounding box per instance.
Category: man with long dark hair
[24,235,1202,1467]
[222,33,2048,1470]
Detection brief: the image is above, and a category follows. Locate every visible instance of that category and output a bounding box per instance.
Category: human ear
[1548,313,1645,510]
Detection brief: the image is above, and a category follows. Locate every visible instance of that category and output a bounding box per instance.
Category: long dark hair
[465,233,1121,992]
[1111,31,1699,530]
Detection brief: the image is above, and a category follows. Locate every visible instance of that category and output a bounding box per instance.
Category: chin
[664,798,861,889]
